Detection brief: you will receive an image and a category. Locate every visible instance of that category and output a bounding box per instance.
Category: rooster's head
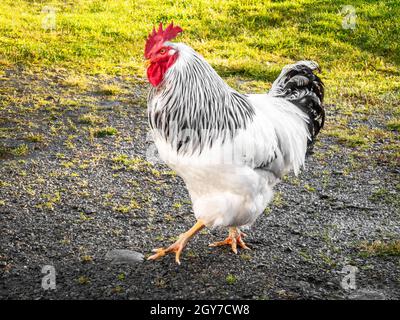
[145,22,183,87]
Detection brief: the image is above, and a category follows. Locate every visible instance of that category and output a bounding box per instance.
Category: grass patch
[172,202,182,210]
[113,199,140,214]
[111,154,152,171]
[0,1,398,92]
[93,126,118,138]
[24,133,45,143]
[326,129,367,148]
[272,191,284,207]
[0,144,29,158]
[111,286,124,294]
[299,250,312,262]
[304,183,316,192]
[77,276,90,285]
[359,240,400,257]
[96,84,123,96]
[12,144,29,156]
[0,180,11,188]
[63,74,89,89]
[369,188,399,207]
[78,113,105,125]
[37,191,62,211]
[240,253,252,261]
[81,255,93,264]
[226,274,237,285]
[386,119,400,131]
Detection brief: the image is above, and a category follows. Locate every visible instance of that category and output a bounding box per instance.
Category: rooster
[145,23,324,264]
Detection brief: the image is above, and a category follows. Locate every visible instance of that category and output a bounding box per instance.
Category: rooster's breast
[153,134,273,228]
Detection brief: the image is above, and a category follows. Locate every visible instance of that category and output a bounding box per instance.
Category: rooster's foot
[147,220,205,265]
[209,227,250,254]
[147,240,185,265]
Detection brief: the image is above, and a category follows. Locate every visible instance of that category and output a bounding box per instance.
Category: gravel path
[0,68,399,299]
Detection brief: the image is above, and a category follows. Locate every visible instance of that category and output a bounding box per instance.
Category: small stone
[105,249,144,265]
[83,206,96,215]
[332,201,344,209]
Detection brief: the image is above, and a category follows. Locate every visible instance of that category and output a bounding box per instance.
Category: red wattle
[147,53,178,87]
[147,63,165,87]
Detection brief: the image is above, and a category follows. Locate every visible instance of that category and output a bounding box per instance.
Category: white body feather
[151,95,309,228]
[148,44,313,228]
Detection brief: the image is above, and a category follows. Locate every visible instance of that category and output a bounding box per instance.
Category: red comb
[145,22,183,59]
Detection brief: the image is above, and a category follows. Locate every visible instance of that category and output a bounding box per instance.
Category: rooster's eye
[159,48,166,54]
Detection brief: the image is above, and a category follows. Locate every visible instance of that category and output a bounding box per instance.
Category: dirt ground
[0,68,399,300]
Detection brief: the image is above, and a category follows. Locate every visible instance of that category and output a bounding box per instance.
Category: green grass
[369,188,400,207]
[0,144,29,158]
[78,113,105,125]
[327,129,368,148]
[359,240,400,257]
[93,126,118,137]
[111,153,152,171]
[77,275,90,285]
[96,84,123,96]
[1,1,399,81]
[24,133,45,143]
[63,74,89,89]
[225,274,237,285]
[387,119,400,132]
[81,255,93,263]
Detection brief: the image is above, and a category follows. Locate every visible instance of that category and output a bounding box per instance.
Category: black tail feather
[268,61,325,153]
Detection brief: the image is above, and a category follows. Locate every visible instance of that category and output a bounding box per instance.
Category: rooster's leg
[147,220,205,265]
[209,227,250,254]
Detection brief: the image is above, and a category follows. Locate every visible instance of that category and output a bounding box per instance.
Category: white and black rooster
[145,23,325,264]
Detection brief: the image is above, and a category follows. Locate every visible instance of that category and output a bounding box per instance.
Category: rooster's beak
[145,59,151,67]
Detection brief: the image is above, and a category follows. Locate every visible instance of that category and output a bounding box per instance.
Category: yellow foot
[209,227,250,254]
[147,220,205,265]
